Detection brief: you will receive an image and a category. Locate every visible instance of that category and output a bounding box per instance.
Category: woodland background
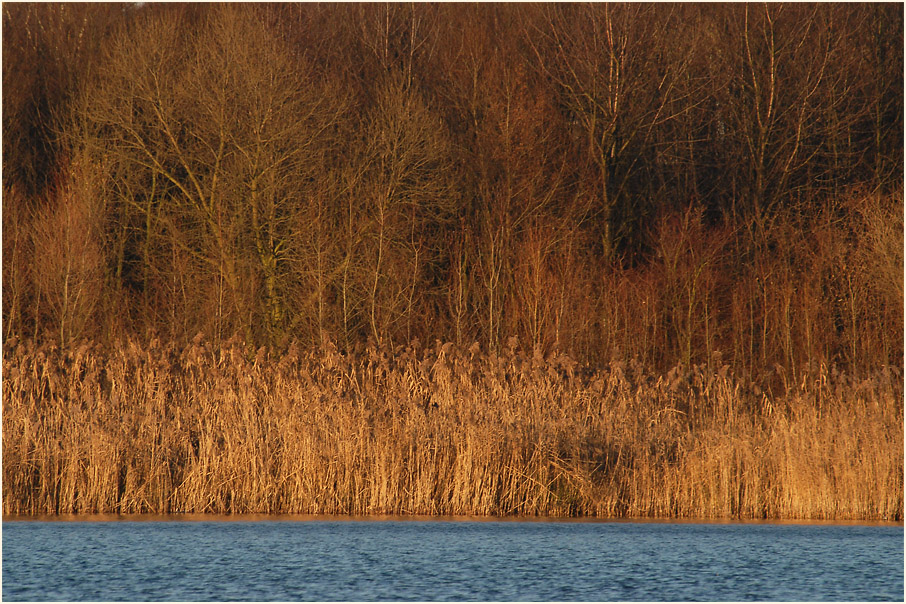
[3,3,903,384]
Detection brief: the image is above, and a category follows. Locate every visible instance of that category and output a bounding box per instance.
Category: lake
[2,517,902,601]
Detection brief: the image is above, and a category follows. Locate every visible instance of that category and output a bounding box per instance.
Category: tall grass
[3,337,902,520]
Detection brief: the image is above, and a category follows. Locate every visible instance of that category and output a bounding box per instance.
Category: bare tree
[74,5,344,345]
[30,154,107,347]
[527,3,691,259]
[354,72,457,345]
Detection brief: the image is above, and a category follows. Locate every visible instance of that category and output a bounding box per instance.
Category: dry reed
[3,337,902,520]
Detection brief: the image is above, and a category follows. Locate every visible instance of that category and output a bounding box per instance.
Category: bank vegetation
[2,3,903,519]
[3,338,901,519]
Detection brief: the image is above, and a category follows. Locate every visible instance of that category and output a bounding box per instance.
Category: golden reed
[3,337,902,520]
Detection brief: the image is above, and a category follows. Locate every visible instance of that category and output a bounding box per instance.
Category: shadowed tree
[73,4,344,345]
[527,3,692,260]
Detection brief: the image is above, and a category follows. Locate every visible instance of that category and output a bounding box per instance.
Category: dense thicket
[3,3,903,383]
[3,339,901,518]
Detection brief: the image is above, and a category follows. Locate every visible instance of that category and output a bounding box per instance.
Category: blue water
[2,518,902,601]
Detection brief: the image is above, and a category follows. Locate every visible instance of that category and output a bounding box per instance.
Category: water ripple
[3,520,903,601]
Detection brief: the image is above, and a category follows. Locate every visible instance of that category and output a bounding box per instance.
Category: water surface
[3,517,902,601]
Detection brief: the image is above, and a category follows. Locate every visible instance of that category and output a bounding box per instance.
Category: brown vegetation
[2,4,903,519]
[3,4,902,367]
[3,338,901,520]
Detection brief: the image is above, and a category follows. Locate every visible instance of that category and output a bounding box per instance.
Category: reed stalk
[3,338,901,520]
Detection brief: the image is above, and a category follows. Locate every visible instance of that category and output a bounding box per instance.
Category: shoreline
[4,513,903,527]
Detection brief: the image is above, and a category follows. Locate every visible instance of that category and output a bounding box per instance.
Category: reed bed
[3,337,902,520]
